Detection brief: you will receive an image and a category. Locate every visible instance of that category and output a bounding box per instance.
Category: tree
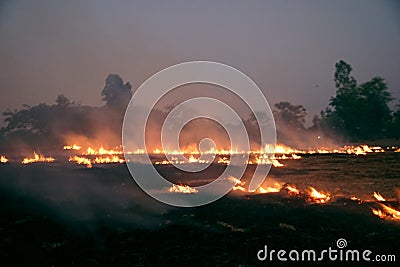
[327,60,361,138]
[101,74,132,110]
[273,101,307,130]
[325,60,393,140]
[56,94,71,107]
[388,100,400,138]
[357,77,392,138]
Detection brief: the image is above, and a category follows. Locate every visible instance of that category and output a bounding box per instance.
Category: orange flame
[255,182,283,194]
[308,187,330,204]
[168,184,199,194]
[373,192,386,202]
[285,185,300,196]
[63,144,81,150]
[69,156,92,168]
[372,203,400,220]
[0,155,8,163]
[84,146,123,155]
[21,152,55,164]
[93,155,125,164]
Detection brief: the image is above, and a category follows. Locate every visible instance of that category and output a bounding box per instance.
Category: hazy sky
[0,0,399,125]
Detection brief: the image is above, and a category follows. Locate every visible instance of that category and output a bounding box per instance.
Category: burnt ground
[0,154,399,266]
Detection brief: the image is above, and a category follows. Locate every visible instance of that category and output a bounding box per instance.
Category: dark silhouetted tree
[273,101,307,130]
[357,77,392,138]
[324,60,393,140]
[388,100,400,138]
[101,74,132,111]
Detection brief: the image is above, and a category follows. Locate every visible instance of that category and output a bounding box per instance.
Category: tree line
[274,60,399,142]
[0,60,399,149]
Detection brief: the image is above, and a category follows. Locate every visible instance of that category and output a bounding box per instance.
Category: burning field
[1,143,399,266]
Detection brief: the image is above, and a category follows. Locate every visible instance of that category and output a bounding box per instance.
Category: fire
[272,159,284,167]
[68,155,125,168]
[63,144,81,150]
[85,146,123,155]
[269,144,304,154]
[255,182,283,193]
[0,155,8,163]
[247,155,284,167]
[372,208,385,219]
[69,155,92,168]
[372,203,400,220]
[373,192,386,202]
[21,152,55,164]
[228,177,248,192]
[395,148,400,153]
[94,155,125,164]
[217,157,230,164]
[308,187,330,204]
[168,184,199,194]
[285,184,300,196]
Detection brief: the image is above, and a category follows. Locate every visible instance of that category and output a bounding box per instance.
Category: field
[0,153,399,266]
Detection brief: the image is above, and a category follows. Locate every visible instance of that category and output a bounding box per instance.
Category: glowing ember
[308,187,330,204]
[372,203,400,220]
[21,152,55,164]
[168,184,199,194]
[373,192,386,202]
[63,144,81,150]
[1,155,9,163]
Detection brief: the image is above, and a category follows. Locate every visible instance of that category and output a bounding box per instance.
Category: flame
[84,146,123,155]
[308,187,330,204]
[273,144,304,154]
[272,159,284,167]
[168,184,199,194]
[285,184,300,196]
[395,148,400,153]
[94,155,125,164]
[217,157,230,164]
[372,208,386,218]
[247,155,284,167]
[69,156,92,168]
[188,155,198,163]
[373,192,386,201]
[63,144,81,150]
[0,155,8,163]
[21,152,55,164]
[255,182,283,193]
[230,177,247,192]
[372,203,400,220]
[68,155,125,168]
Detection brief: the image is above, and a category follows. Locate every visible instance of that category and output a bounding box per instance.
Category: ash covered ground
[0,153,399,266]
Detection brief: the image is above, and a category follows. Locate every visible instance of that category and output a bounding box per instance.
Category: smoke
[0,163,170,232]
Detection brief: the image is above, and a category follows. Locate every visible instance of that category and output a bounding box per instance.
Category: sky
[0,0,399,125]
